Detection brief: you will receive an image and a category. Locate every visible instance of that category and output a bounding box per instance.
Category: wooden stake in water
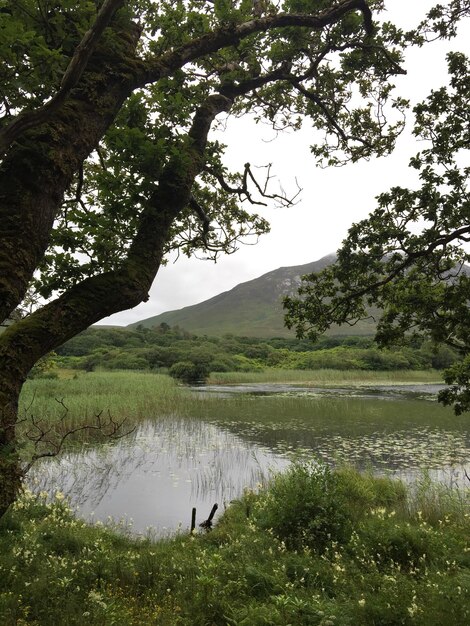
[190,507,196,534]
[199,503,218,531]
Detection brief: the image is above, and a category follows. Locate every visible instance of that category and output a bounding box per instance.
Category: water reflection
[28,384,470,536]
[28,418,288,535]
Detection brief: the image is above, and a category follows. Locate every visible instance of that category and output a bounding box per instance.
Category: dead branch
[204,162,301,208]
[23,397,135,473]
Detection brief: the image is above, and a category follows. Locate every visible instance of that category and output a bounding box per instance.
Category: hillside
[128,254,377,338]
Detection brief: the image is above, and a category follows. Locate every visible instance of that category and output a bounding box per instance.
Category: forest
[48,324,458,381]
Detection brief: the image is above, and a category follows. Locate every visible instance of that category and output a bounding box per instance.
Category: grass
[20,368,443,432]
[207,368,443,385]
[18,371,197,457]
[17,369,447,459]
[21,370,193,419]
[20,370,191,425]
[1,465,468,625]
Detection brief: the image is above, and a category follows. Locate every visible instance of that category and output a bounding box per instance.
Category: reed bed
[18,369,448,459]
[20,371,193,422]
[21,369,442,424]
[18,371,196,453]
[208,368,443,385]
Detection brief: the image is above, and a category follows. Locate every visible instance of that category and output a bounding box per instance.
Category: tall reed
[208,368,443,385]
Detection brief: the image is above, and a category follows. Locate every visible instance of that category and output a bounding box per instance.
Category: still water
[28,384,470,536]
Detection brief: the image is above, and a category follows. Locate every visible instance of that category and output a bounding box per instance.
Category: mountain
[128,254,377,338]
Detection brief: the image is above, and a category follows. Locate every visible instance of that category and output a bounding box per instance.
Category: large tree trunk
[0,91,231,517]
[0,17,142,324]
[0,364,26,518]
[0,14,143,515]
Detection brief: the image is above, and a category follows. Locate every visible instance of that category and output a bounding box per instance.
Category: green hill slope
[128,254,378,338]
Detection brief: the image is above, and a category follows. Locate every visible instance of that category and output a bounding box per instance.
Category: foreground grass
[1,465,468,625]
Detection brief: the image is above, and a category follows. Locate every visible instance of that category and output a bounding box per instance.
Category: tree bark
[0,91,231,517]
[0,372,24,518]
[0,12,144,515]
[0,16,142,324]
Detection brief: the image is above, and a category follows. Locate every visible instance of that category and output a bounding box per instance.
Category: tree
[285,47,470,413]
[169,360,210,384]
[0,0,446,516]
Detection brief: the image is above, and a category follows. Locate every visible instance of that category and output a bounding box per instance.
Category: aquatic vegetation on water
[21,372,470,535]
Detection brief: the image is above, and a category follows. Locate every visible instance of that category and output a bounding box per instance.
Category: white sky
[101,1,470,326]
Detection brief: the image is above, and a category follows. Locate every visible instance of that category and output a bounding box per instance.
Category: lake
[27,383,470,536]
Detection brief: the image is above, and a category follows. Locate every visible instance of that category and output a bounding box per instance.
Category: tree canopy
[285,46,470,413]
[1,0,413,346]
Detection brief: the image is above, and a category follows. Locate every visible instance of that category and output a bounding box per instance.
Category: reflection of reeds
[27,417,288,535]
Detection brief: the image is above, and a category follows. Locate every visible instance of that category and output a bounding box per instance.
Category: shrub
[335,467,407,517]
[232,355,264,372]
[27,352,59,379]
[255,463,353,552]
[169,361,210,384]
[210,357,238,372]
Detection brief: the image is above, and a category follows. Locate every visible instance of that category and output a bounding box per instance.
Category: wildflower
[358,598,366,607]
[407,595,420,616]
[88,590,107,609]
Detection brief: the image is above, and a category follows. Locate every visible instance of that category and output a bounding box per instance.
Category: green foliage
[253,465,408,555]
[27,352,59,380]
[2,0,416,303]
[285,52,470,413]
[0,1,92,117]
[254,463,354,552]
[56,325,458,374]
[169,360,210,384]
[439,355,470,415]
[1,468,468,625]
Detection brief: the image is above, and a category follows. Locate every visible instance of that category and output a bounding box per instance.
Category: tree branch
[291,81,371,149]
[0,93,235,380]
[219,63,291,99]
[135,0,375,88]
[204,162,301,207]
[0,0,125,155]
[23,398,135,473]
[318,225,470,319]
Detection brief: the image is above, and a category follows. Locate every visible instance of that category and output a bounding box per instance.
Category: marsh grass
[19,371,192,428]
[20,369,442,428]
[17,371,200,459]
[18,370,458,466]
[21,370,192,418]
[19,368,441,437]
[1,466,468,625]
[208,368,443,385]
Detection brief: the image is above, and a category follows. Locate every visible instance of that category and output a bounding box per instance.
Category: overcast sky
[101,1,470,327]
